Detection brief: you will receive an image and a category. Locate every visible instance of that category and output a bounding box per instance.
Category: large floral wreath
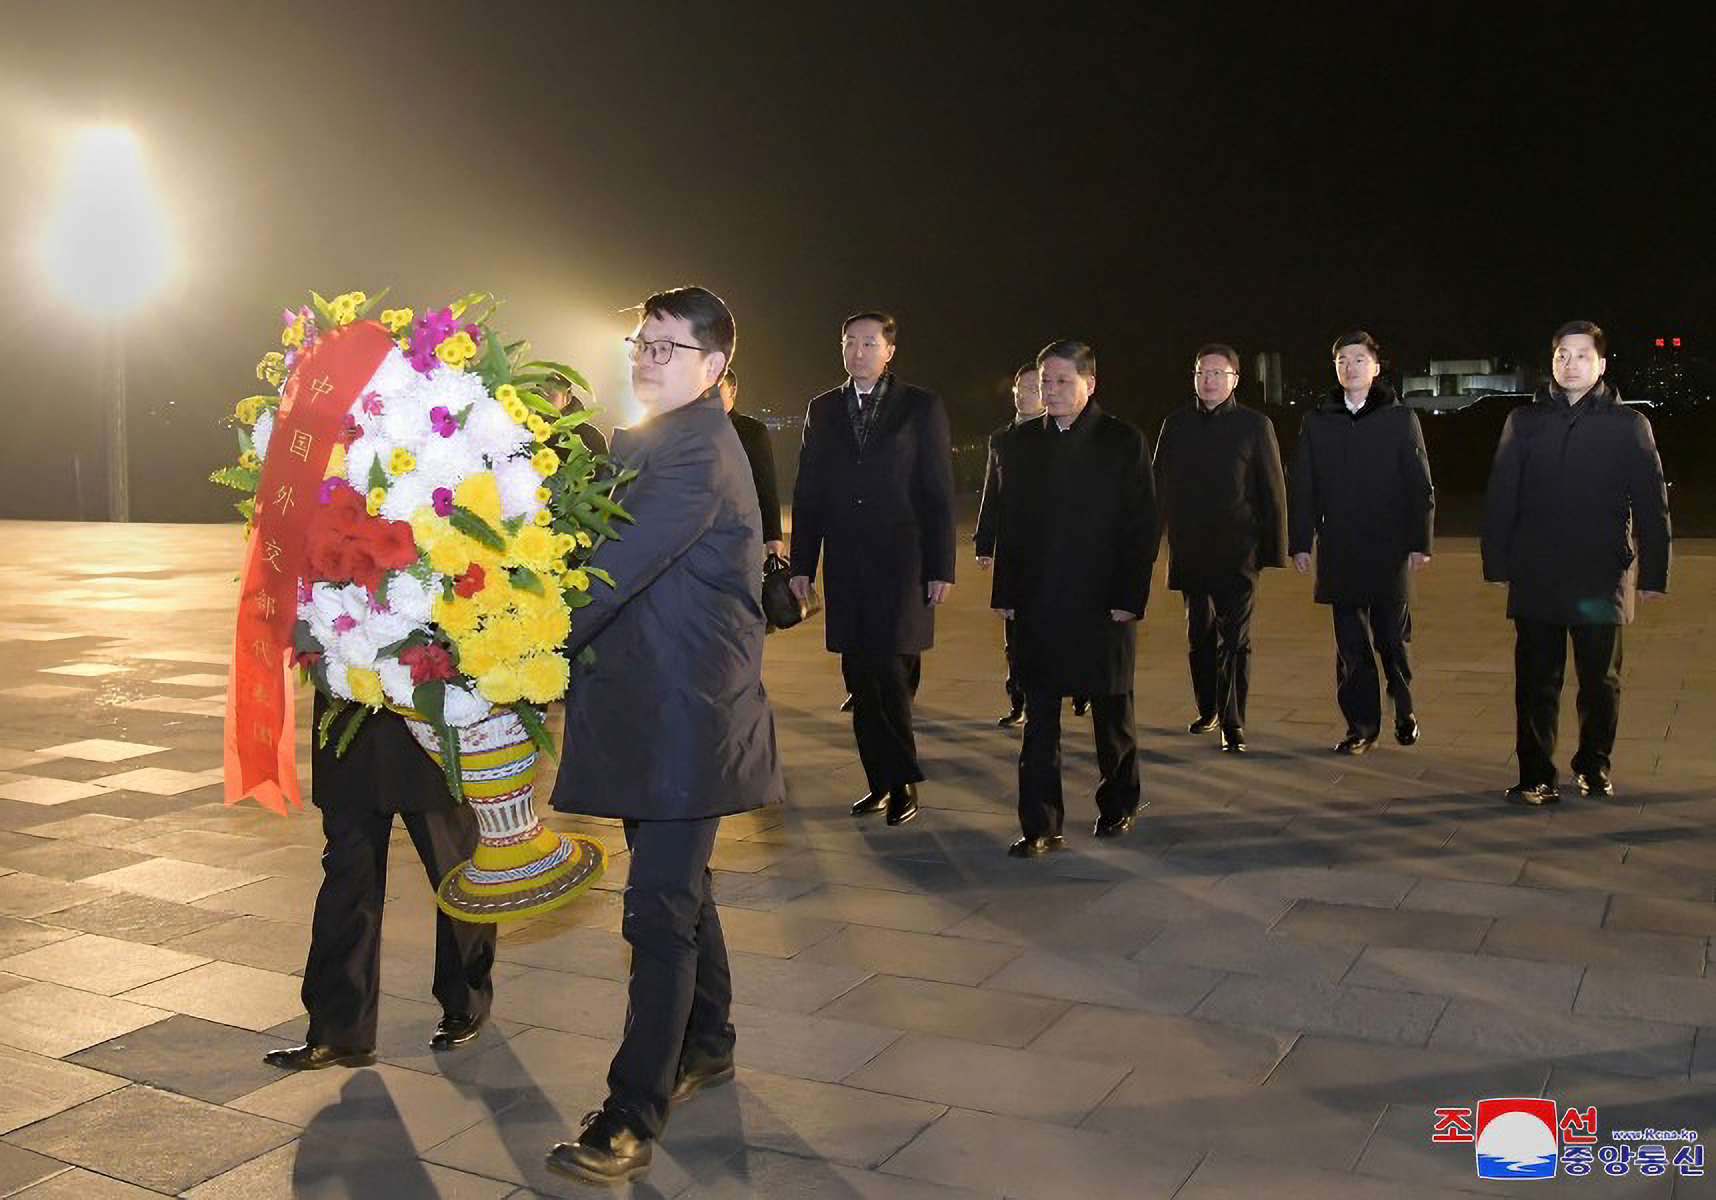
[213,289,629,796]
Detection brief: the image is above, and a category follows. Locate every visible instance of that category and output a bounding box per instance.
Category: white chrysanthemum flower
[492,455,545,520]
[335,626,381,670]
[442,684,491,726]
[386,572,434,625]
[413,435,487,492]
[323,660,351,700]
[344,432,384,489]
[377,658,416,707]
[379,384,430,450]
[380,474,434,522]
[252,408,275,461]
[360,608,413,650]
[464,395,531,459]
[364,348,418,399]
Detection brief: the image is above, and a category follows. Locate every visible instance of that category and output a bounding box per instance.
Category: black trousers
[1001,618,1023,710]
[607,816,731,1138]
[1513,618,1623,787]
[302,801,495,1049]
[1332,602,1414,738]
[1184,577,1256,731]
[1018,687,1139,839]
[841,652,923,792]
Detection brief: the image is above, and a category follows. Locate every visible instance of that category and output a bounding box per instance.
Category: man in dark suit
[1289,331,1435,755]
[545,287,783,1187]
[975,363,1044,727]
[263,700,495,1070]
[1153,343,1288,753]
[719,367,784,557]
[1482,319,1670,806]
[991,340,1157,857]
[789,311,956,827]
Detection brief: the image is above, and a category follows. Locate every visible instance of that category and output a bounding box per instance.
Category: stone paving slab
[0,522,1712,1197]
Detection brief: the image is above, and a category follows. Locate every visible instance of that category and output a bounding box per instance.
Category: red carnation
[452,562,486,598]
[399,642,458,685]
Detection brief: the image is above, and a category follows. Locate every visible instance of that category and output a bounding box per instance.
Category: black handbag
[762,551,819,631]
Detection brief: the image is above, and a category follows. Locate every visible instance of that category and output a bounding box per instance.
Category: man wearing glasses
[1153,344,1287,752]
[789,311,956,827]
[546,287,783,1186]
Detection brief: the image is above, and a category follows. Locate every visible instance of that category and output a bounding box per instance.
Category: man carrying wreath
[545,286,784,1187]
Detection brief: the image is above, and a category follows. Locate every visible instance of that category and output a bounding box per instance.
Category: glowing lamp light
[1655,338,1665,347]
[1672,337,1682,348]
[39,126,171,316]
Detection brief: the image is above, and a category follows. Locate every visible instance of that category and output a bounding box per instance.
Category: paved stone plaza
[0,519,1712,1198]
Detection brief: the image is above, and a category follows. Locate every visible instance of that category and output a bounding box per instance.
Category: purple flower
[297,579,314,604]
[360,391,384,416]
[332,614,357,633]
[318,478,339,504]
[432,487,454,517]
[429,406,457,438]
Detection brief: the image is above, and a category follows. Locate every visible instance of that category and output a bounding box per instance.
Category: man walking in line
[991,340,1156,857]
[545,286,783,1186]
[1289,331,1434,755]
[1153,343,1287,753]
[789,311,956,827]
[719,367,785,558]
[975,363,1045,727]
[1481,319,1670,806]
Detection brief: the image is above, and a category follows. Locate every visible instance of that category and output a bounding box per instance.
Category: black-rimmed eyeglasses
[626,336,710,365]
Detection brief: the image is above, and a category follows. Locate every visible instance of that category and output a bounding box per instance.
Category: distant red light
[1655,338,1665,347]
[1672,337,1682,347]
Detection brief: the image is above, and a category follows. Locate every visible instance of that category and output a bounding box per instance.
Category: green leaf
[356,286,389,318]
[372,571,391,610]
[412,679,446,725]
[453,402,474,430]
[448,504,506,550]
[235,497,255,523]
[209,466,260,492]
[508,566,544,595]
[502,514,525,535]
[511,701,558,760]
[473,327,512,391]
[518,388,560,418]
[335,705,371,756]
[309,290,337,328]
[376,628,431,658]
[316,698,348,749]
[522,361,591,393]
[367,456,388,494]
[584,566,614,587]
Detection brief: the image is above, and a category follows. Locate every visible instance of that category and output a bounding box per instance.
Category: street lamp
[39,125,172,522]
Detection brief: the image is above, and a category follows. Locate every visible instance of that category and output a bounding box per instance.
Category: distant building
[1401,358,1526,413]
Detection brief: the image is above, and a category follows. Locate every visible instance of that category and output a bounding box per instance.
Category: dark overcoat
[728,410,782,544]
[550,390,783,821]
[311,694,453,815]
[789,376,957,655]
[1288,383,1435,607]
[1481,381,1670,625]
[973,422,1009,559]
[990,403,1157,696]
[1153,397,1288,592]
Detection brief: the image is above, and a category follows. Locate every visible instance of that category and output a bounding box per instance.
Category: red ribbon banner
[223,320,395,812]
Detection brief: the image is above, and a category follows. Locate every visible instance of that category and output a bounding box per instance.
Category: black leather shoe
[430,1012,484,1051]
[996,705,1025,728]
[851,791,886,815]
[839,694,854,713]
[263,1043,376,1071]
[1007,834,1065,858]
[1188,714,1220,734]
[885,784,919,826]
[1072,697,1090,717]
[1093,813,1134,838]
[1220,727,1246,753]
[1395,715,1420,746]
[1505,783,1561,806]
[1575,769,1614,797]
[1335,734,1377,755]
[670,1043,736,1107]
[546,1109,652,1186]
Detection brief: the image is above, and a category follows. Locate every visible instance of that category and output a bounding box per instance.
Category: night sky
[1,1,1707,520]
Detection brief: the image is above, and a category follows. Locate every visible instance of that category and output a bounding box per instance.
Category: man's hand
[1409,552,1431,570]
[995,608,1015,620]
[976,556,993,572]
[765,540,787,558]
[1641,590,1665,600]
[927,580,953,605]
[788,575,811,603]
[1110,609,1138,622]
[1293,552,1311,574]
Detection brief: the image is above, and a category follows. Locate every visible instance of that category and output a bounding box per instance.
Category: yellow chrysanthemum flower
[282,316,307,348]
[515,652,569,703]
[575,530,593,549]
[388,448,416,475]
[531,448,559,478]
[494,383,520,405]
[397,336,412,352]
[256,352,286,386]
[380,307,414,334]
[475,660,524,705]
[433,592,483,640]
[347,667,384,706]
[366,487,386,516]
[435,331,479,369]
[525,415,552,442]
[454,629,498,677]
[235,397,263,424]
[329,297,359,326]
[453,473,503,526]
[238,450,259,470]
[532,508,554,527]
[507,524,557,571]
[565,568,590,593]
[536,486,552,506]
